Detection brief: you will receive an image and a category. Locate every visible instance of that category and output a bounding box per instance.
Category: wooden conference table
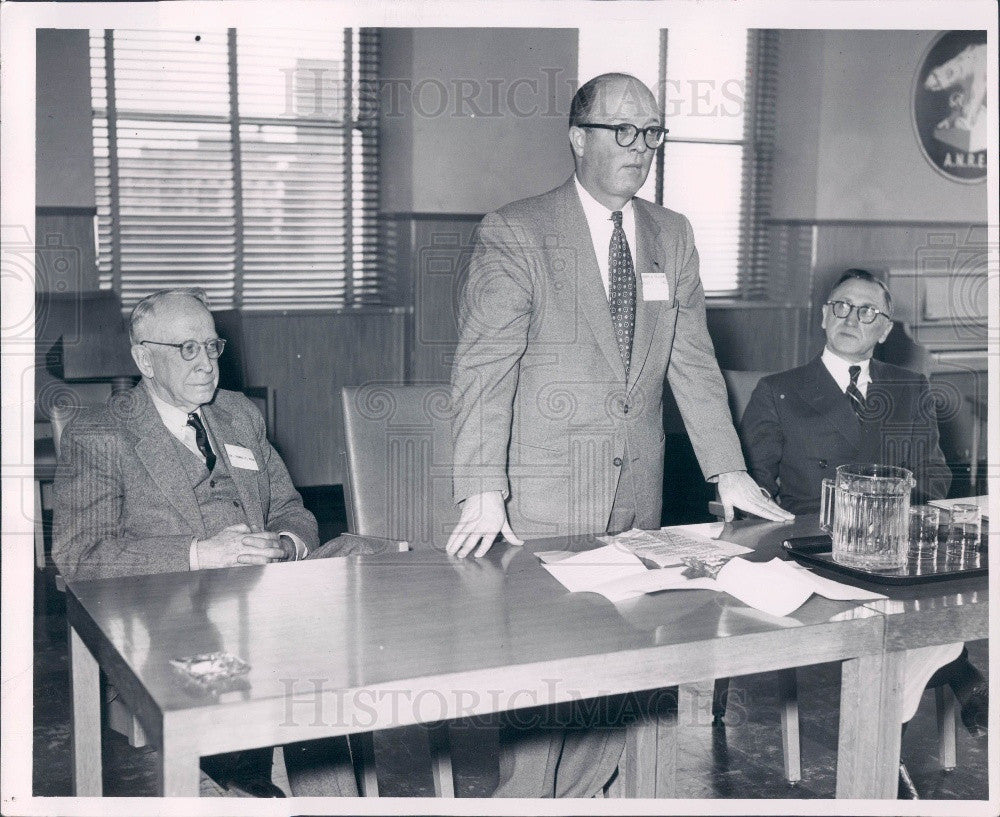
[66,516,988,798]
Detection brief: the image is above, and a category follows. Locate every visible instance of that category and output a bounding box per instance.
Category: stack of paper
[540,548,886,618]
[597,526,752,568]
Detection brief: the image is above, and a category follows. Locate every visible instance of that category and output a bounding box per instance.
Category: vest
[169,434,250,536]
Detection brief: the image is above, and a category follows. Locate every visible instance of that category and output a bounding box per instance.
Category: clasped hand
[196,523,292,568]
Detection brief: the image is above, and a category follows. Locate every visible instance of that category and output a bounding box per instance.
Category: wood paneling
[236,311,406,486]
[809,220,986,358]
[706,306,806,373]
[35,212,98,292]
[384,214,481,384]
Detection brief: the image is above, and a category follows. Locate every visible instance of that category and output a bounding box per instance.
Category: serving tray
[782,535,988,586]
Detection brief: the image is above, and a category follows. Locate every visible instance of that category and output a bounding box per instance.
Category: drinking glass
[946,503,981,559]
[908,505,940,561]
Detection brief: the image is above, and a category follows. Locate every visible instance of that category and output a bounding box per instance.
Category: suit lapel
[202,401,266,531]
[860,360,892,460]
[555,180,628,381]
[798,356,861,448]
[627,201,664,393]
[125,385,207,538]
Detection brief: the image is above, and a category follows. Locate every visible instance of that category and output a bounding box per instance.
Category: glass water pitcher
[819,463,915,570]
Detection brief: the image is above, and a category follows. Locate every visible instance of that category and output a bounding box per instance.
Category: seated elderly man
[53,287,356,798]
[740,269,987,795]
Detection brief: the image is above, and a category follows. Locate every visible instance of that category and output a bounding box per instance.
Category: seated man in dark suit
[740,269,987,790]
[53,287,357,797]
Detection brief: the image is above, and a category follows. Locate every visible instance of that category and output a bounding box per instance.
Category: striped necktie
[846,365,866,419]
[608,210,636,376]
[186,412,217,471]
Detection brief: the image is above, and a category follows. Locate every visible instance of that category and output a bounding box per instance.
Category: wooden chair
[341,383,459,796]
[712,369,960,782]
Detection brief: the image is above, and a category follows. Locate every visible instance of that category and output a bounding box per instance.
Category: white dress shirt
[574,175,638,299]
[147,386,206,460]
[821,347,872,398]
[146,384,306,567]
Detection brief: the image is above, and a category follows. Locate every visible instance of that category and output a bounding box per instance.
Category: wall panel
[236,311,406,486]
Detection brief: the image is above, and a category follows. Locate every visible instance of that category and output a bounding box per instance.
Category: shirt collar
[821,347,872,392]
[574,174,634,229]
[144,380,201,435]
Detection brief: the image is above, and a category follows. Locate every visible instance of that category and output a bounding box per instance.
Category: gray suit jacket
[53,383,318,581]
[451,177,744,538]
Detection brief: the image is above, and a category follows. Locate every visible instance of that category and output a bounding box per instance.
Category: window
[578,27,777,298]
[91,27,384,310]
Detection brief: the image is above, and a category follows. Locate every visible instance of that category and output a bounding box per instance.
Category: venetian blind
[91,28,383,310]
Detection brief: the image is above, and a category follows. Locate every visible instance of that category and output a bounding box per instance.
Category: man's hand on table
[446,491,524,558]
[716,471,794,523]
[195,524,289,568]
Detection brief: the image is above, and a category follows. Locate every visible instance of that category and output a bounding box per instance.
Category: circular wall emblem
[912,31,987,183]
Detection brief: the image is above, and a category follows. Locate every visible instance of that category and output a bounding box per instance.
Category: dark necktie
[608,210,636,376]
[846,365,866,419]
[186,412,217,471]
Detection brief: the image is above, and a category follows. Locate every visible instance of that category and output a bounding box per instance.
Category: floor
[33,485,989,801]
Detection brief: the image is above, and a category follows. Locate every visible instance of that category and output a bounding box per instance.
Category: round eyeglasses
[824,300,890,325]
[576,122,669,149]
[140,338,227,360]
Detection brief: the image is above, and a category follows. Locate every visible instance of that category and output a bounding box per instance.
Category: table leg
[158,720,200,797]
[427,722,455,797]
[70,627,102,795]
[836,651,905,798]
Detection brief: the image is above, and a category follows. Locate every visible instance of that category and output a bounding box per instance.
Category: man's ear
[568,126,586,159]
[131,344,154,379]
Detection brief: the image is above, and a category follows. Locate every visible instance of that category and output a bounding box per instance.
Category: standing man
[53,287,358,797]
[447,73,791,797]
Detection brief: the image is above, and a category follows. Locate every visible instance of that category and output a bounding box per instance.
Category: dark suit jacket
[451,177,744,538]
[740,355,951,515]
[53,383,318,581]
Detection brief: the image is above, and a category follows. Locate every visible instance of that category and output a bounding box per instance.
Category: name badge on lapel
[641,273,671,302]
[224,444,259,471]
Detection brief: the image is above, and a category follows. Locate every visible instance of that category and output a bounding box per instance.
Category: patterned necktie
[846,365,866,419]
[186,412,217,471]
[608,210,636,376]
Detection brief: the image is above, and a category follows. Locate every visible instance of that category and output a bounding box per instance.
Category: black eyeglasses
[140,338,227,360]
[576,122,669,149]
[824,300,890,325]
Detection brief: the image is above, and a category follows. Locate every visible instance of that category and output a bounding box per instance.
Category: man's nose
[192,346,214,369]
[843,307,860,326]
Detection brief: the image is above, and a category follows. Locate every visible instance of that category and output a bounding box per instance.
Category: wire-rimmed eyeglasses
[139,338,227,360]
[824,300,890,325]
[576,122,669,149]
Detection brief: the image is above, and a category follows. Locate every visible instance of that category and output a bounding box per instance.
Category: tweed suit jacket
[740,355,951,515]
[53,382,318,581]
[451,177,745,539]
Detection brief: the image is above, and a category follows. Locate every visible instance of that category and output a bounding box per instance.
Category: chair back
[341,384,460,549]
[42,382,116,459]
[721,369,772,424]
